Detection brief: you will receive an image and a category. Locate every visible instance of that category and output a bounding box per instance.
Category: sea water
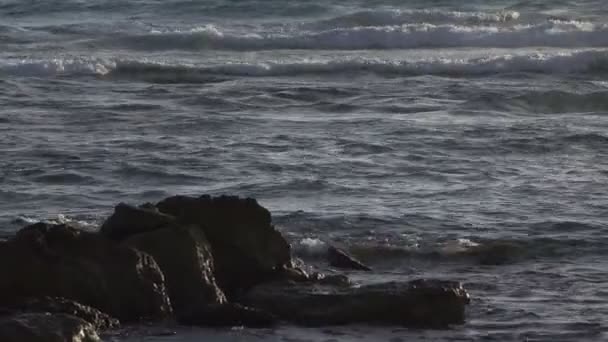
[1,0,607,341]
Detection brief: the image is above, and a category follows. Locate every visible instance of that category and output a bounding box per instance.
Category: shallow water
[1,0,607,341]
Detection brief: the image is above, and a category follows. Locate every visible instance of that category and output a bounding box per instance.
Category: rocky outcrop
[0,313,100,342]
[100,203,175,241]
[327,245,372,271]
[156,195,292,296]
[0,194,472,330]
[3,297,118,330]
[124,225,227,320]
[240,279,469,328]
[0,223,172,322]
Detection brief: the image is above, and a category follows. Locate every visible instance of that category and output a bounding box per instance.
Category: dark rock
[0,223,172,322]
[156,195,292,296]
[0,313,100,342]
[124,225,227,320]
[240,279,469,328]
[4,297,118,330]
[273,265,311,282]
[100,202,176,241]
[179,303,277,328]
[327,245,372,271]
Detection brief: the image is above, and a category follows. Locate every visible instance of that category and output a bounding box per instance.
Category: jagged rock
[124,225,227,320]
[272,265,312,282]
[0,313,100,342]
[327,245,372,271]
[156,195,292,296]
[3,297,118,330]
[100,203,176,240]
[179,303,277,328]
[240,279,469,328]
[0,223,172,322]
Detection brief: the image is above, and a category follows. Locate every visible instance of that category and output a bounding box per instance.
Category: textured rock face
[240,279,470,328]
[1,194,472,330]
[0,313,100,342]
[156,195,292,296]
[3,297,119,330]
[0,223,172,322]
[100,203,176,241]
[124,225,227,320]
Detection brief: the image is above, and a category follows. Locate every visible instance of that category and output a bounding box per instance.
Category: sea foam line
[2,50,608,80]
[110,21,608,51]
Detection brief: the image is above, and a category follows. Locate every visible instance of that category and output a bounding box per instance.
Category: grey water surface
[1,0,607,341]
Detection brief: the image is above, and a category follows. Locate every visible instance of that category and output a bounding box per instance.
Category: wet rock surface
[2,297,119,330]
[240,279,469,328]
[0,222,172,322]
[100,202,176,241]
[0,313,101,342]
[124,225,227,320]
[156,195,292,296]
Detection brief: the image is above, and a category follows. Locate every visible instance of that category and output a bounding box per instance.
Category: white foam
[13,215,38,225]
[0,57,113,77]
[45,214,98,229]
[11,213,98,230]
[440,238,480,254]
[294,237,328,257]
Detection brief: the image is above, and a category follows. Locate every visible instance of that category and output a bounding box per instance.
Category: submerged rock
[467,241,524,265]
[156,195,292,296]
[3,297,118,330]
[0,313,100,342]
[179,303,277,328]
[0,223,172,322]
[272,265,352,287]
[327,245,372,271]
[124,225,227,320]
[240,279,469,328]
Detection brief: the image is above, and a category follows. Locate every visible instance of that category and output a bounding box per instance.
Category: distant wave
[3,50,608,81]
[107,21,608,51]
[307,9,521,30]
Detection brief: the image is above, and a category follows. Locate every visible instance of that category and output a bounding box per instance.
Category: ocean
[1,0,607,341]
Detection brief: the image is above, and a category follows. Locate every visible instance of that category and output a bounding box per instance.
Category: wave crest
[3,50,608,81]
[108,21,608,51]
[308,9,521,30]
[104,50,608,80]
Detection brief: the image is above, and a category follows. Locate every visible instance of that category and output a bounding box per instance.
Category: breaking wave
[2,50,608,82]
[109,21,608,51]
[307,9,521,30]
